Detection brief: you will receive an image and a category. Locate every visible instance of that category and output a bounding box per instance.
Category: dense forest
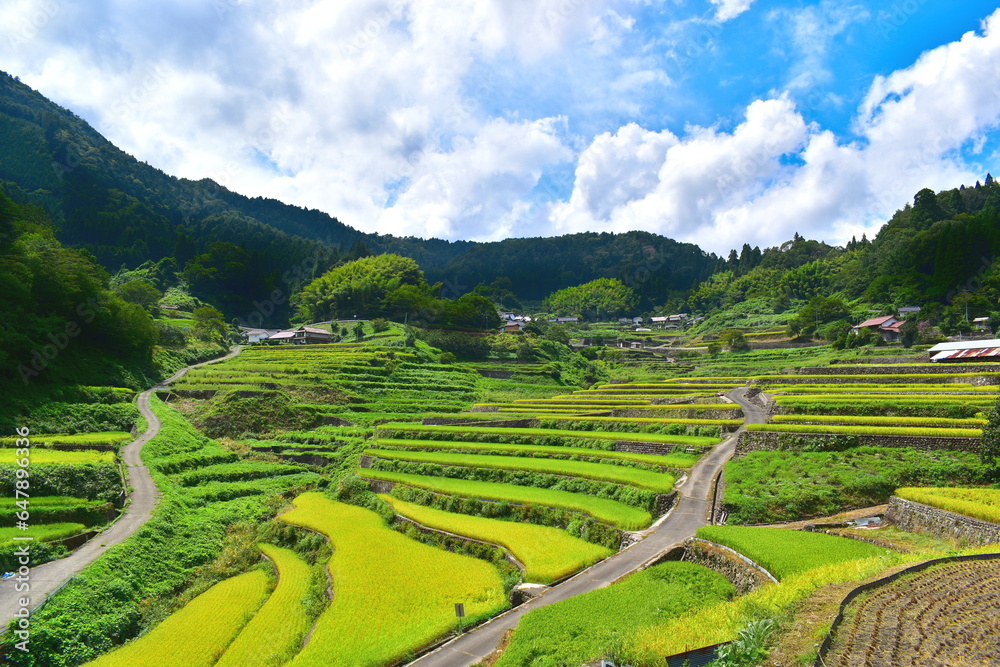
[685,179,1000,333]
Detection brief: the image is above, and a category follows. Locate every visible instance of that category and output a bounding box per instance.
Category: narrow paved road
[0,346,243,629]
[409,386,760,667]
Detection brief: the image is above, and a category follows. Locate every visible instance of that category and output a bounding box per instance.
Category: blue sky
[2,0,1000,254]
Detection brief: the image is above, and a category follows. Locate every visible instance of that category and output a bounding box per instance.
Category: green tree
[294,254,427,322]
[719,329,750,352]
[441,294,503,330]
[192,306,227,343]
[899,319,919,348]
[543,278,639,320]
[352,320,365,342]
[114,279,162,313]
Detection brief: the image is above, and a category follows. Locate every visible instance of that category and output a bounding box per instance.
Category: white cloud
[553,9,1000,253]
[709,0,755,23]
[375,117,572,240]
[775,1,870,91]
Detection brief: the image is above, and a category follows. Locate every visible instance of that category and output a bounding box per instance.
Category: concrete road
[409,387,757,667]
[0,347,243,629]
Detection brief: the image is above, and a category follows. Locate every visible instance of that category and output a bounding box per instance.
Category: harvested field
[824,558,1000,667]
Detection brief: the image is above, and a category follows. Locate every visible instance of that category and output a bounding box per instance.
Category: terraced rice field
[0,448,117,465]
[85,569,272,667]
[895,487,1000,524]
[215,545,315,667]
[384,496,612,583]
[744,423,982,438]
[823,559,1000,667]
[371,438,699,468]
[0,432,132,449]
[376,422,717,447]
[695,526,890,579]
[0,522,88,547]
[362,470,652,529]
[366,448,676,493]
[279,493,507,667]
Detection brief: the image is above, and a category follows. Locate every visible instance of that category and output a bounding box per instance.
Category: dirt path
[0,346,244,630]
[407,386,758,667]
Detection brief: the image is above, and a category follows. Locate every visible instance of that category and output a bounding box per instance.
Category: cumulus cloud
[553,9,1000,253]
[709,0,755,23]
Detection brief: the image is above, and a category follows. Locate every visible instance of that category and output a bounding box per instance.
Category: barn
[928,339,1000,362]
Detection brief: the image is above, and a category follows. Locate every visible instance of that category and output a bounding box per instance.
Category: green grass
[895,487,1000,524]
[383,496,612,584]
[745,423,981,438]
[280,493,507,667]
[377,423,717,446]
[215,544,315,667]
[695,526,890,579]
[366,449,676,493]
[0,522,87,546]
[373,438,699,468]
[723,447,991,524]
[494,561,734,667]
[85,569,271,667]
[363,470,652,530]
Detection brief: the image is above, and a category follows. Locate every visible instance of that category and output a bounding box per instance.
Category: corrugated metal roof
[928,338,1000,352]
[931,347,1000,361]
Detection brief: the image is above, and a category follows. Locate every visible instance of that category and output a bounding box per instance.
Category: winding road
[408,386,765,667]
[0,346,243,630]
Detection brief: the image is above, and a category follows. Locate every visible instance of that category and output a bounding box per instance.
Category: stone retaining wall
[743,387,775,416]
[710,469,726,525]
[681,538,776,595]
[886,496,1000,545]
[735,430,980,457]
[476,370,514,379]
[828,356,928,365]
[655,491,677,517]
[615,441,694,455]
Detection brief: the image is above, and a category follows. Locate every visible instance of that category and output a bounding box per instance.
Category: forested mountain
[0,71,719,321]
[685,178,1000,330]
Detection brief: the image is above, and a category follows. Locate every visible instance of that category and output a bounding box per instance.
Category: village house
[242,328,277,344]
[852,315,902,342]
[291,326,332,344]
